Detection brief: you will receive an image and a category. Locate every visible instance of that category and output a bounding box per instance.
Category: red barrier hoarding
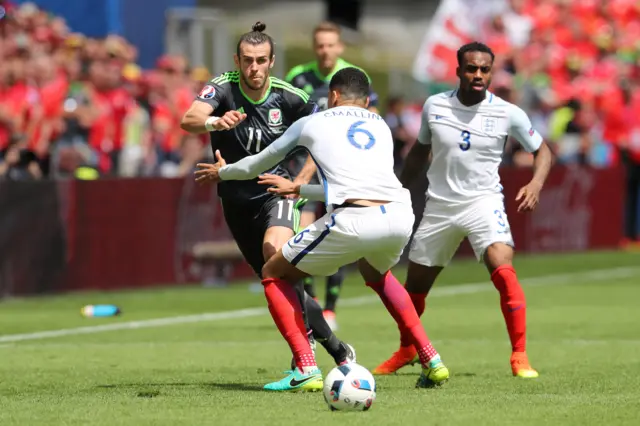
[0,165,625,296]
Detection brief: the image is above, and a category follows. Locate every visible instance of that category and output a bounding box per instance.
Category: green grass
[1,250,639,425]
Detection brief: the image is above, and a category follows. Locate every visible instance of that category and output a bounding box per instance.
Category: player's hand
[194,150,227,185]
[516,181,542,212]
[258,173,300,197]
[213,110,247,131]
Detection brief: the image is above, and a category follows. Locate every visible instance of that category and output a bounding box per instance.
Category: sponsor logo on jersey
[198,85,216,99]
[268,108,282,126]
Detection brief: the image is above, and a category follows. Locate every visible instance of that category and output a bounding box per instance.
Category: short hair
[236,21,274,57]
[313,21,342,39]
[456,42,495,66]
[329,67,369,101]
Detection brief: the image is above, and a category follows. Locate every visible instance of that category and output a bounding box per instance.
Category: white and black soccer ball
[323,363,376,411]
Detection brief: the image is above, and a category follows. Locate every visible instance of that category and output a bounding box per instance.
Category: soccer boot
[511,352,539,378]
[415,357,450,388]
[344,343,357,364]
[372,345,419,375]
[323,310,338,331]
[263,367,323,392]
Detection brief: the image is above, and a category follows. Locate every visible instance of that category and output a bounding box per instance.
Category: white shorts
[282,202,414,276]
[409,194,514,267]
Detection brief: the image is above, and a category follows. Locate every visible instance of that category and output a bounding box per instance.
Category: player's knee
[483,243,514,271]
[262,244,278,263]
[405,262,441,293]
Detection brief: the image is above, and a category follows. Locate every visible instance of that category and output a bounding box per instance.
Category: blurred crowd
[2,0,640,183]
[388,0,640,172]
[0,1,212,180]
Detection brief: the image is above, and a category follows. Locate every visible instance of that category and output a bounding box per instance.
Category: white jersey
[417,90,542,204]
[219,105,411,209]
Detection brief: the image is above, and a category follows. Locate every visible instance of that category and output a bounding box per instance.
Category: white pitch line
[0,266,638,344]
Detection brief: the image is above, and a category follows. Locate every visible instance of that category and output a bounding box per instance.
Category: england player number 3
[347,121,376,150]
[460,130,471,151]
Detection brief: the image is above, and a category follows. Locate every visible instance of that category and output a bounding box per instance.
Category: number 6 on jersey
[347,121,376,150]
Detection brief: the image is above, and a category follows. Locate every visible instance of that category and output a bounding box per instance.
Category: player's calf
[360,261,448,386]
[483,243,538,378]
[373,262,442,375]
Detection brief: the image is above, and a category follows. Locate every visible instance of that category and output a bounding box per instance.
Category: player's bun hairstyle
[456,41,495,66]
[237,21,274,57]
[329,67,370,102]
[252,21,266,32]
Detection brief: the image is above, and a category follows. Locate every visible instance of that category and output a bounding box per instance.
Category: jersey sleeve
[194,77,232,111]
[417,97,434,145]
[507,104,543,153]
[218,116,311,181]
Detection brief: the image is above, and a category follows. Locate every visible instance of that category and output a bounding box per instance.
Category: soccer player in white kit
[195,67,450,392]
[373,42,553,378]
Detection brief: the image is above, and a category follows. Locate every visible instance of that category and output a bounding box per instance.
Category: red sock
[400,291,427,347]
[491,265,527,353]
[262,278,316,370]
[367,272,439,367]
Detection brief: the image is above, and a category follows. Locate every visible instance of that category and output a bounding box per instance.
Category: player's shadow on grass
[96,382,264,392]
[205,382,264,392]
[391,371,477,377]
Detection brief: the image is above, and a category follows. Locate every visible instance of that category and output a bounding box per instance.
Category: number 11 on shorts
[277,199,294,221]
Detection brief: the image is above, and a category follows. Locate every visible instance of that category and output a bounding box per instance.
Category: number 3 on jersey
[347,121,376,150]
[459,130,471,151]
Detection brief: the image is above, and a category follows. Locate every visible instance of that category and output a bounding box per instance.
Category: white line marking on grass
[1,267,638,344]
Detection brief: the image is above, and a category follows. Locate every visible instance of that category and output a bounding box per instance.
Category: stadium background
[0,0,638,295]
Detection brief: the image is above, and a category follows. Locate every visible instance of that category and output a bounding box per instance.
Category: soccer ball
[323,363,376,411]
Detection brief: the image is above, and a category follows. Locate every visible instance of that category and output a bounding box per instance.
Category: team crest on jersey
[198,85,216,99]
[481,116,498,134]
[268,108,282,126]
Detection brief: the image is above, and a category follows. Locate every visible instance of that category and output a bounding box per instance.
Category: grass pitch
[1,250,639,425]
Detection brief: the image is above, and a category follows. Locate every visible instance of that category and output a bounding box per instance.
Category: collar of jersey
[311,58,351,82]
[238,78,272,105]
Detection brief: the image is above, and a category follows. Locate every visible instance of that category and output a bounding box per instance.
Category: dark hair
[456,42,495,66]
[236,21,274,57]
[329,67,370,101]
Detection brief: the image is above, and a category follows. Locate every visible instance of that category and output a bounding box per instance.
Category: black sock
[303,276,316,299]
[294,282,314,345]
[303,291,347,364]
[324,267,345,312]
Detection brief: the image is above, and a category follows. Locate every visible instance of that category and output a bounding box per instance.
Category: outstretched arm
[218,117,308,181]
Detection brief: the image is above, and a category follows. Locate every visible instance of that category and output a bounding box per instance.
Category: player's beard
[241,72,267,91]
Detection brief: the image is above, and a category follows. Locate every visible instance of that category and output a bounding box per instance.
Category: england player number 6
[460,130,471,151]
[347,121,376,150]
